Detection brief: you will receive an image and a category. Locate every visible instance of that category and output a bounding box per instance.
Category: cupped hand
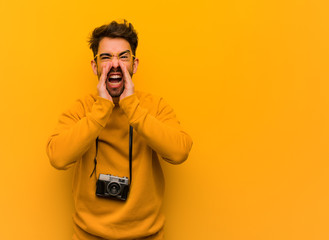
[119,61,134,101]
[97,62,113,102]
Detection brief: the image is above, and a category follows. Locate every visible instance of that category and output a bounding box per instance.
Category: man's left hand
[119,61,135,101]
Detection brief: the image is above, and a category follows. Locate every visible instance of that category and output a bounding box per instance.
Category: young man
[46,20,192,240]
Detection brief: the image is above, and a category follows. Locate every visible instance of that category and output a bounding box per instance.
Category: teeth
[109,75,122,79]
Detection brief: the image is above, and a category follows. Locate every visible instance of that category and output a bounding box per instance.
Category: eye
[101,56,111,60]
[119,54,129,59]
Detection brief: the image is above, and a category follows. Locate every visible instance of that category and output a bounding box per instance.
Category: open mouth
[107,73,123,88]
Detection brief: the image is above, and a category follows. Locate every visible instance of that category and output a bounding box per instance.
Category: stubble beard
[106,83,125,98]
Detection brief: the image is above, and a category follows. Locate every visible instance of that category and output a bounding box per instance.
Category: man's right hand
[97,62,113,102]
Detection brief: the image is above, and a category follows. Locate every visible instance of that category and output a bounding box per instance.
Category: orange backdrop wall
[1,0,329,239]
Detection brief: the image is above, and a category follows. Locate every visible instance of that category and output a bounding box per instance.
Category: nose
[111,56,120,68]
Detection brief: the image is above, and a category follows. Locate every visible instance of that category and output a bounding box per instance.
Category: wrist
[98,91,113,102]
[91,96,115,127]
[119,94,140,121]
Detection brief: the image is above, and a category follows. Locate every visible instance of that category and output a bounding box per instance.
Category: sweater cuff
[89,96,114,127]
[119,94,145,123]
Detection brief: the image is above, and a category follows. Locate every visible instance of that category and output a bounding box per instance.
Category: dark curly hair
[88,19,138,58]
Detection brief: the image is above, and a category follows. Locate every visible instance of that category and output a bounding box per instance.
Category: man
[46,20,192,240]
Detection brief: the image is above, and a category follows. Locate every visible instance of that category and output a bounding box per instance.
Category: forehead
[98,37,131,54]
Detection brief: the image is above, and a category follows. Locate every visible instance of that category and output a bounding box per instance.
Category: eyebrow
[99,50,131,57]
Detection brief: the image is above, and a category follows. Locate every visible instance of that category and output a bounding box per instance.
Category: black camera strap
[128,125,133,184]
[89,137,99,178]
[90,126,133,185]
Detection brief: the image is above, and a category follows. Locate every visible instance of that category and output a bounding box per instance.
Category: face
[91,37,138,98]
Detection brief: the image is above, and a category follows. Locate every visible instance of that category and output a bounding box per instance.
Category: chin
[107,87,124,98]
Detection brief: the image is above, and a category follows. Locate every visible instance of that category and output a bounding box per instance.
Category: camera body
[96,174,129,201]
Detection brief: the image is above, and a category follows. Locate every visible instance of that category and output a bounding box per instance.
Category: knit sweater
[46,91,193,240]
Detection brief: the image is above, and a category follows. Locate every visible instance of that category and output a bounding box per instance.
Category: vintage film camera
[96,174,130,201]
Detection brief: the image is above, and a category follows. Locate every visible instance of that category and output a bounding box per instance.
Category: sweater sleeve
[46,96,114,170]
[119,94,193,164]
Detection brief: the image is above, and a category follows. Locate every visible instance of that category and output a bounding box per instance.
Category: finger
[100,62,112,84]
[119,61,131,85]
[107,62,112,77]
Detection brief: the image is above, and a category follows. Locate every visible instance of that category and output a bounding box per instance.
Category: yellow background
[1,0,329,239]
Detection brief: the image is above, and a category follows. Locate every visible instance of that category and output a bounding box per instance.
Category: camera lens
[108,182,120,195]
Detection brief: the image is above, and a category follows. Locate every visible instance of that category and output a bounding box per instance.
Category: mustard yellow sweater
[46,91,193,240]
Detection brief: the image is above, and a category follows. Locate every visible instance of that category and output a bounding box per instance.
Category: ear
[91,59,98,76]
[132,58,139,74]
